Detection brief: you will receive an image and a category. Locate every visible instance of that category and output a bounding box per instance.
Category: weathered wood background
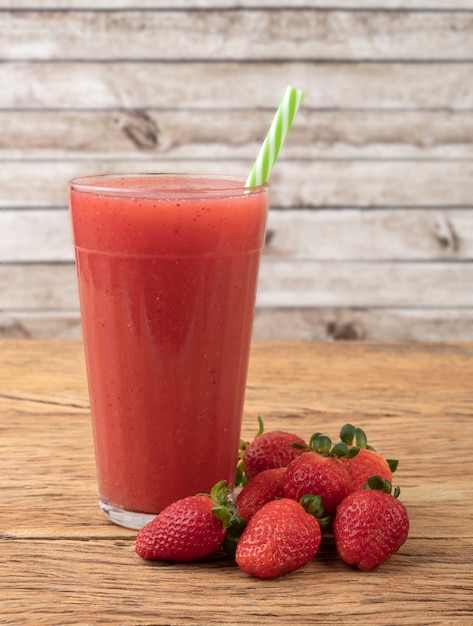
[1,0,472,341]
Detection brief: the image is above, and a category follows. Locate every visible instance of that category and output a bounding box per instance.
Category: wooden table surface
[1,340,473,625]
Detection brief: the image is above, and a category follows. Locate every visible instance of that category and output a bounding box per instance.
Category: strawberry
[135,481,243,562]
[235,467,287,521]
[282,433,354,517]
[235,496,324,579]
[338,424,398,492]
[239,416,307,484]
[333,475,409,570]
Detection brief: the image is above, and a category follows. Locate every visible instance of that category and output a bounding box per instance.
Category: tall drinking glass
[69,174,269,529]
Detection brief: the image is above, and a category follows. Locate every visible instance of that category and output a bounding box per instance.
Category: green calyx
[363,474,401,498]
[209,480,232,510]
[221,516,247,557]
[209,480,239,529]
[299,494,332,531]
[340,423,373,450]
[307,432,360,459]
[340,423,398,473]
[208,480,247,557]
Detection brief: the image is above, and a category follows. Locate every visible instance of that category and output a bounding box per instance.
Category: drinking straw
[245,85,305,188]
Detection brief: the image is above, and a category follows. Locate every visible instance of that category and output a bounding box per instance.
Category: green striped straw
[245,85,305,188]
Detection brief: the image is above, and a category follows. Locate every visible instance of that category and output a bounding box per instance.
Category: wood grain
[3,307,473,342]
[2,110,472,160]
[3,62,473,109]
[2,208,472,263]
[2,0,473,9]
[2,2,472,342]
[1,340,473,625]
[1,538,472,625]
[2,259,472,309]
[2,10,472,61]
[253,307,473,341]
[0,312,84,340]
[2,160,473,208]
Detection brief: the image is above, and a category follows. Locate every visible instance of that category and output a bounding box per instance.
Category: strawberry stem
[234,415,266,487]
[255,414,265,437]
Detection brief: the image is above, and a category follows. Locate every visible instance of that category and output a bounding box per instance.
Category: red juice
[69,174,269,528]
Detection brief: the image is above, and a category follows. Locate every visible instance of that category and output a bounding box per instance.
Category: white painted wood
[2,62,472,110]
[1,1,472,9]
[1,2,472,341]
[2,208,472,263]
[0,210,74,262]
[1,160,472,209]
[0,312,83,340]
[2,308,473,342]
[264,209,473,261]
[2,110,472,160]
[2,10,472,61]
[253,308,473,341]
[2,261,472,309]
[256,260,473,308]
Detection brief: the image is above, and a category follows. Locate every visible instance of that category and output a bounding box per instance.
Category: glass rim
[68,173,269,198]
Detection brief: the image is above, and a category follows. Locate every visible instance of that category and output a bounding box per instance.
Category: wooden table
[1,340,473,625]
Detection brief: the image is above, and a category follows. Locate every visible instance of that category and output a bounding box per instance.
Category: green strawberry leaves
[363,474,401,498]
[340,423,398,472]
[208,480,247,557]
[306,432,360,459]
[299,494,332,532]
[340,423,373,450]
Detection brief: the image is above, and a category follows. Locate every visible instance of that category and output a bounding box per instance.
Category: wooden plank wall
[1,0,472,341]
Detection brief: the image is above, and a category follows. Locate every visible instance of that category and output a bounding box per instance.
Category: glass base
[99,499,157,530]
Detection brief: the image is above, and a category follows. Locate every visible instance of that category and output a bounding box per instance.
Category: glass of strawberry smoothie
[68,174,269,529]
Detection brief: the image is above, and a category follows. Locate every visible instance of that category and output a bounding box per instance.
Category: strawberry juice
[69,174,269,529]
